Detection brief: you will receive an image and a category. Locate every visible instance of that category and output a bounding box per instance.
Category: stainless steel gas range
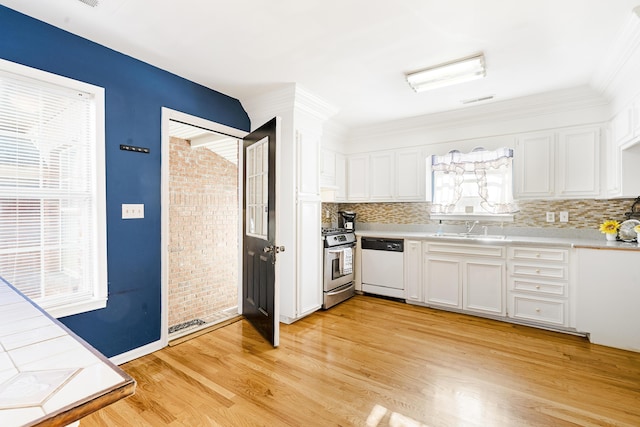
[321,228,356,309]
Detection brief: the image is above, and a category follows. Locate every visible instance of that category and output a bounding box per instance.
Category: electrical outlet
[559,211,569,223]
[546,212,555,222]
[122,204,144,219]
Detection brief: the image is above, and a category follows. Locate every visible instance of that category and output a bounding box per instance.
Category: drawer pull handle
[535,308,541,313]
[536,253,541,258]
[535,285,541,289]
[535,269,540,274]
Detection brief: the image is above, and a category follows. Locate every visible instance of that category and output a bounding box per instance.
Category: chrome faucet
[465,220,479,234]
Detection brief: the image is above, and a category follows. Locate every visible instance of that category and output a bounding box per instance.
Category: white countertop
[0,278,135,426]
[355,230,640,251]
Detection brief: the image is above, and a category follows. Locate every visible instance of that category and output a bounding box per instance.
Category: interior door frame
[160,107,247,348]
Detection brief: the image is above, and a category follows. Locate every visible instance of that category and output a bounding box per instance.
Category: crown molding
[240,83,296,127]
[293,85,339,122]
[241,83,338,130]
[591,8,640,100]
[347,86,609,142]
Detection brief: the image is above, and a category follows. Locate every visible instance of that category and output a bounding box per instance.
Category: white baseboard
[109,339,165,365]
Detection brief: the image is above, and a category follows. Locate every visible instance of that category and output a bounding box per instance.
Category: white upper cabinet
[607,98,640,198]
[344,148,426,202]
[297,129,321,196]
[611,96,640,149]
[632,99,640,140]
[605,127,621,196]
[335,153,346,201]
[611,107,633,147]
[515,126,601,199]
[369,152,395,201]
[346,154,369,201]
[320,148,347,201]
[556,127,600,198]
[515,132,555,198]
[396,148,426,201]
[320,148,337,188]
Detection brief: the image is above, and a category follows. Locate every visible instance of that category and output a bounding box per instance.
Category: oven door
[323,243,355,291]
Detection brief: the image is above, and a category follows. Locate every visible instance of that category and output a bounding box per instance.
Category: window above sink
[429,147,518,220]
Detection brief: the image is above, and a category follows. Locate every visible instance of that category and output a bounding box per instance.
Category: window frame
[429,148,516,222]
[0,58,107,318]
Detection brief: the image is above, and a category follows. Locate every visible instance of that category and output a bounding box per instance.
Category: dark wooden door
[242,117,280,347]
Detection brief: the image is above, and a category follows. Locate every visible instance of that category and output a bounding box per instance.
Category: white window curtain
[431,147,518,214]
[0,62,106,317]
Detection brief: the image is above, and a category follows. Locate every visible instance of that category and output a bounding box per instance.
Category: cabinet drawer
[509,278,567,297]
[510,263,567,280]
[427,243,505,258]
[509,294,566,326]
[509,247,568,263]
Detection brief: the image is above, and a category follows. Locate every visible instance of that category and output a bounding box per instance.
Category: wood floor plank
[81,295,640,426]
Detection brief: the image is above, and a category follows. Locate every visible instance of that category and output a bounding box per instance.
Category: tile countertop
[0,278,135,427]
[355,230,640,251]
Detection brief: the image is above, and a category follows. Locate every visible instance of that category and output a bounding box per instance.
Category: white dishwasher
[361,237,404,298]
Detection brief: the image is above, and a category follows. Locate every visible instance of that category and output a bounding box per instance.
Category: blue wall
[0,6,251,357]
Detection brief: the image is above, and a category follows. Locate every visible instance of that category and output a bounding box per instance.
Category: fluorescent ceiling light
[406,53,486,93]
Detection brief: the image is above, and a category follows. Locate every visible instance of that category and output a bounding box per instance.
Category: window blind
[0,69,99,310]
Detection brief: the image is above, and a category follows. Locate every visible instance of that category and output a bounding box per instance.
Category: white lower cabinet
[422,242,506,315]
[575,248,640,352]
[404,240,422,302]
[509,294,566,326]
[401,240,575,331]
[463,260,505,316]
[507,246,570,328]
[424,256,462,308]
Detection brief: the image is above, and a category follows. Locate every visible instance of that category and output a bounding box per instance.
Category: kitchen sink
[428,233,507,240]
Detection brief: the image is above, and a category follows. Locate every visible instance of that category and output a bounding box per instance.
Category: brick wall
[169,137,238,330]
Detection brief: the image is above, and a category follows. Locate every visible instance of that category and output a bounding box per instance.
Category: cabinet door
[606,130,621,196]
[463,260,505,316]
[633,99,640,139]
[296,199,322,316]
[335,153,346,201]
[404,240,422,302]
[514,132,555,198]
[556,127,600,198]
[369,152,395,201]
[611,107,632,146]
[424,255,461,308]
[320,148,336,187]
[346,155,369,201]
[296,130,320,196]
[576,248,640,351]
[396,149,425,201]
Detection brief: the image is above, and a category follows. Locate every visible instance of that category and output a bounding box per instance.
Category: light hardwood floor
[81,295,640,426]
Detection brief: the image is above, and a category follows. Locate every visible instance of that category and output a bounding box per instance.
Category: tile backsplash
[323,198,638,234]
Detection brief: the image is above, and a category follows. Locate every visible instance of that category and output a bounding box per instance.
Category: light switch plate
[559,211,569,222]
[122,204,144,219]
[546,212,555,222]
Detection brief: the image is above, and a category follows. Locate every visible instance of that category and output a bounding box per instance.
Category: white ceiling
[2,0,639,129]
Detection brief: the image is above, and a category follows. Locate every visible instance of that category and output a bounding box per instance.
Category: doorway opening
[166,119,242,341]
